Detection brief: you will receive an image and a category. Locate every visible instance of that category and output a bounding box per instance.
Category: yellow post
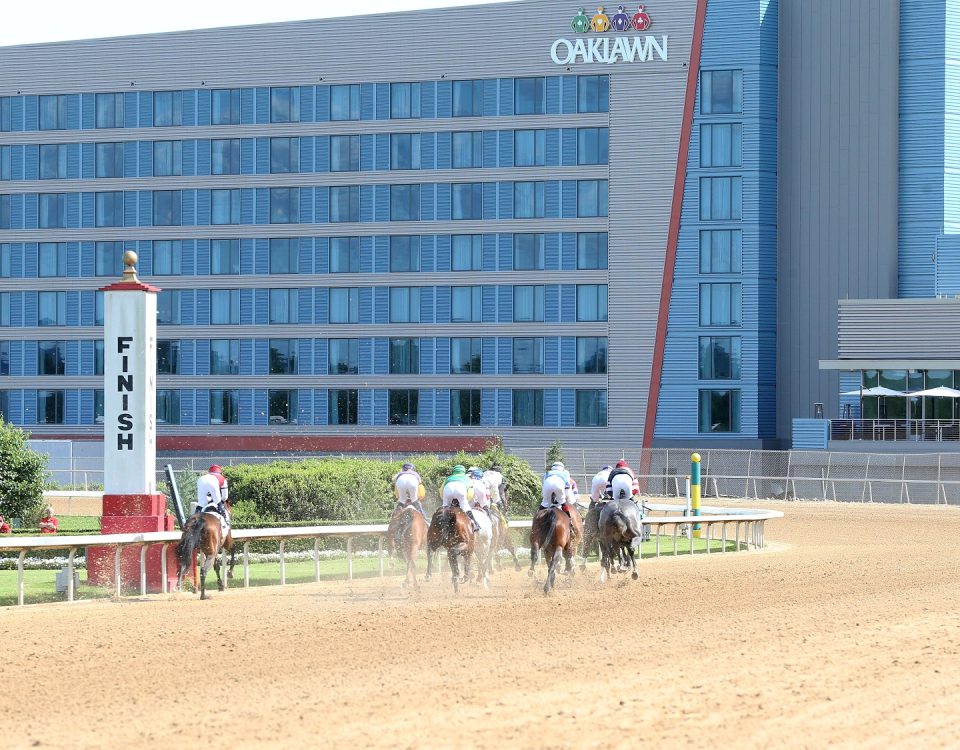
[691,452,702,539]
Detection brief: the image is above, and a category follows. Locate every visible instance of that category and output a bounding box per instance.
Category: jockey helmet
[468,467,483,479]
[209,465,223,474]
[452,464,467,474]
[551,461,565,471]
[615,459,628,469]
[490,463,502,471]
[402,462,415,471]
[602,465,613,471]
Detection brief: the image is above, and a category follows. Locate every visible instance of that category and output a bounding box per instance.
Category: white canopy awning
[841,386,905,397]
[905,386,960,398]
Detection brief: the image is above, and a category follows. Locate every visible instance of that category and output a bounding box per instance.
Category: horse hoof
[514,563,522,572]
[527,569,534,578]
[632,572,639,580]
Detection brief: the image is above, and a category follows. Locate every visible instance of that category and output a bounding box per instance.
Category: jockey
[442,465,480,532]
[392,462,428,522]
[468,467,494,521]
[541,464,575,524]
[591,465,613,502]
[196,465,229,524]
[606,459,639,501]
[482,463,508,513]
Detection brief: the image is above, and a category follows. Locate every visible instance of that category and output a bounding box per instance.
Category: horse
[425,505,474,593]
[470,506,494,588]
[529,505,582,595]
[491,504,522,572]
[175,504,235,600]
[386,505,429,591]
[580,499,605,570]
[598,498,644,583]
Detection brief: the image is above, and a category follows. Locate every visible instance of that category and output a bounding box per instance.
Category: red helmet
[209,465,223,474]
[615,459,629,468]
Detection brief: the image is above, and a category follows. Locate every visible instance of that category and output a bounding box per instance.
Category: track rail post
[67,548,76,602]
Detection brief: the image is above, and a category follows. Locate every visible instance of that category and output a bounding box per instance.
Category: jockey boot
[466,510,481,533]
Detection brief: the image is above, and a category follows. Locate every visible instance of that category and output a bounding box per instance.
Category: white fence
[0,504,781,606]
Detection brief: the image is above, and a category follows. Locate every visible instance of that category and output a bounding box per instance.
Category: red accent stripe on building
[641,0,709,450]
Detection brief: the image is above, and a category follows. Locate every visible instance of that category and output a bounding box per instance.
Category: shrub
[546,439,566,470]
[0,421,47,523]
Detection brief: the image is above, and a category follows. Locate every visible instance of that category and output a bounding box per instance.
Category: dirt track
[4,502,960,749]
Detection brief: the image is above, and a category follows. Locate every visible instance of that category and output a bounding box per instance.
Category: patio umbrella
[841,386,905,397]
[905,386,960,398]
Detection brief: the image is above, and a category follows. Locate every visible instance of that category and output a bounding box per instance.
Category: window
[515,77,545,115]
[452,131,483,169]
[450,337,481,374]
[153,190,181,225]
[270,137,299,173]
[39,144,68,179]
[699,230,742,273]
[330,186,360,223]
[270,87,300,123]
[577,232,608,270]
[269,289,298,324]
[269,389,299,424]
[0,390,7,421]
[390,184,420,221]
[330,84,360,121]
[513,285,544,322]
[701,70,743,114]
[0,195,9,228]
[211,189,241,225]
[0,98,9,132]
[389,235,419,272]
[699,283,742,326]
[157,290,181,325]
[452,183,482,220]
[699,336,742,380]
[269,339,298,374]
[211,89,240,125]
[269,239,298,274]
[390,83,421,119]
[211,139,240,175]
[700,123,742,168]
[38,341,66,374]
[700,177,742,221]
[389,338,419,374]
[699,389,741,433]
[211,239,239,275]
[39,95,67,130]
[37,390,65,424]
[95,93,124,128]
[577,127,609,165]
[328,389,358,425]
[209,389,239,425]
[577,284,608,322]
[157,340,181,374]
[329,287,360,323]
[211,289,240,324]
[514,129,546,167]
[578,75,610,113]
[153,141,182,176]
[390,133,420,170]
[38,292,66,326]
[0,244,9,277]
[153,91,182,126]
[513,337,544,374]
[38,243,66,277]
[452,80,483,117]
[389,389,419,425]
[95,192,124,226]
[331,135,360,172]
[576,390,607,427]
[451,286,482,322]
[451,389,481,426]
[512,389,543,426]
[95,142,124,178]
[39,194,66,228]
[577,180,608,217]
[95,241,123,276]
[210,339,239,375]
[269,188,299,224]
[0,146,9,180]
[514,234,545,270]
[157,389,181,424]
[92,389,105,423]
[451,234,482,271]
[576,337,608,374]
[329,237,360,273]
[514,182,545,218]
[0,341,7,375]
[389,287,420,323]
[328,338,359,374]
[94,340,104,375]
[0,292,9,326]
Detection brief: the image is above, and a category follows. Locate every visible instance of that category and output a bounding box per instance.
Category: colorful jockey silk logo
[571,5,652,33]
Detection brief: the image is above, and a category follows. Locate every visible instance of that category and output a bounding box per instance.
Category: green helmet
[452,464,467,474]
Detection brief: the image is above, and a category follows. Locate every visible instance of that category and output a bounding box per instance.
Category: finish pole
[691,452,702,539]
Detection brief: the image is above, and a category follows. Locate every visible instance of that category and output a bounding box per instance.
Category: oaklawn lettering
[550,35,668,65]
[116,335,135,450]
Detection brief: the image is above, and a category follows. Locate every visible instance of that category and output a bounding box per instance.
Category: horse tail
[537,506,560,549]
[178,516,204,568]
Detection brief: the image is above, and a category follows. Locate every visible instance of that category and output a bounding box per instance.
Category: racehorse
[580,499,604,570]
[386,505,428,591]
[528,505,582,595]
[175,504,234,600]
[425,505,474,593]
[470,507,494,588]
[491,505,522,572]
[598,498,644,583]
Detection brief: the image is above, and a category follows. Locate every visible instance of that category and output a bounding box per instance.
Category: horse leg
[198,553,208,600]
[528,538,539,578]
[425,543,434,581]
[448,549,459,593]
[227,544,236,580]
[629,542,639,580]
[544,546,562,595]
[563,541,576,577]
[504,522,522,571]
[214,553,224,592]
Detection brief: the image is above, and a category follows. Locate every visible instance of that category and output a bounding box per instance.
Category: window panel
[388,389,419,425]
[38,341,66,375]
[389,287,420,323]
[576,389,607,426]
[270,87,300,123]
[512,285,544,322]
[209,389,239,425]
[512,389,544,426]
[157,290,181,325]
[0,146,9,181]
[269,339,297,374]
[329,237,360,273]
[699,177,743,221]
[0,341,7,376]
[157,389,181,424]
[699,283,742,326]
[515,77,546,115]
[328,338,359,374]
[452,183,482,220]
[450,337,481,374]
[390,133,420,170]
[328,388,359,424]
[330,186,360,223]
[210,339,240,375]
[390,184,421,221]
[268,289,298,324]
[451,286,482,322]
[39,144,68,179]
[389,235,420,272]
[93,389,105,424]
[577,75,610,113]
[700,123,743,168]
[211,139,240,175]
[577,127,609,165]
[698,336,742,380]
[39,95,67,130]
[270,137,300,174]
[38,292,66,326]
[38,243,66,277]
[95,192,124,226]
[153,141,182,176]
[514,129,546,167]
[450,389,482,426]
[157,340,181,374]
[211,239,239,275]
[513,182,545,219]
[211,189,241,225]
[153,190,182,226]
[330,84,361,121]
[389,337,419,374]
[576,232,608,270]
[331,135,360,172]
[513,234,545,270]
[452,80,483,117]
[577,180,608,217]
[153,91,182,127]
[0,390,7,421]
[95,241,123,276]
[576,284,608,322]
[0,244,9,277]
[95,93,124,128]
[95,142,124,178]
[211,289,240,324]
[700,70,743,115]
[0,292,9,326]
[268,389,299,424]
[576,337,608,374]
[37,390,65,424]
[451,234,482,271]
[699,230,743,273]
[39,193,66,228]
[698,389,741,433]
[211,89,241,125]
[390,83,421,119]
[269,187,299,224]
[329,287,359,323]
[452,131,483,169]
[269,238,298,274]
[94,340,104,375]
[512,337,544,374]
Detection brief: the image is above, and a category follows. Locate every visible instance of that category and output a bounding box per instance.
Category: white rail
[0,507,782,606]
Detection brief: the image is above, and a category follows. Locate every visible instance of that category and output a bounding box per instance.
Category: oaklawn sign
[550,35,668,65]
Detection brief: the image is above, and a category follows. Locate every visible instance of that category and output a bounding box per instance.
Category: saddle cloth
[202,510,230,537]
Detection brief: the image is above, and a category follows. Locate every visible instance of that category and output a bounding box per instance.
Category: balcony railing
[830,419,960,442]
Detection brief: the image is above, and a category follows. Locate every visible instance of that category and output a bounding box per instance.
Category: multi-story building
[0,0,954,457]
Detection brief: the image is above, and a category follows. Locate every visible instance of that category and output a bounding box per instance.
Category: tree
[546,439,566,470]
[0,420,47,522]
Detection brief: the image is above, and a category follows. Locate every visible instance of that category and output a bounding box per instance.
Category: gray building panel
[836,298,960,359]
[776,0,900,437]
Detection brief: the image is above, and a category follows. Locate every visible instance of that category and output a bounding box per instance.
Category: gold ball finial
[123,250,138,267]
[120,249,140,283]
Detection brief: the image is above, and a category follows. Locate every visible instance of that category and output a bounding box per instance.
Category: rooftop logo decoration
[553,5,666,65]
